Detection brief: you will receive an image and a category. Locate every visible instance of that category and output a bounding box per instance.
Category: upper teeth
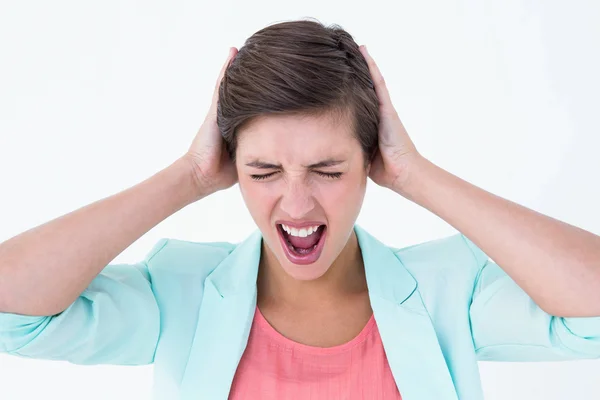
[281,224,321,237]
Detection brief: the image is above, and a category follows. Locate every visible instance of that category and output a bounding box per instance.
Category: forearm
[398,156,600,317]
[0,157,204,316]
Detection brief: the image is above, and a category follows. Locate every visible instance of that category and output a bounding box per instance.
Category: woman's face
[236,112,370,281]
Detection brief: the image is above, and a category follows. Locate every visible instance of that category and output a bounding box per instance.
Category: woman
[0,19,599,400]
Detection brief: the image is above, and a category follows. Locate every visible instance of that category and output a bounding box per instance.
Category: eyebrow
[245,159,345,169]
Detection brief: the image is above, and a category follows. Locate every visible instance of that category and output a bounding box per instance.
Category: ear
[365,149,377,175]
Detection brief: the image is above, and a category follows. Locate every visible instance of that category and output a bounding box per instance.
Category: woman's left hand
[359,45,423,193]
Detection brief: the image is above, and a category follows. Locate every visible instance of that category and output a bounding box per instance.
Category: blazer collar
[204,228,262,298]
[206,224,417,303]
[179,225,458,400]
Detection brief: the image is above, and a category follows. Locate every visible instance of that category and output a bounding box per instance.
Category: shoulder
[389,232,487,279]
[143,237,237,278]
[382,232,492,314]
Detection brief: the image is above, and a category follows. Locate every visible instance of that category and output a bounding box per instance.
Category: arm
[0,245,166,365]
[398,156,600,318]
[0,47,238,317]
[358,44,600,318]
[464,234,600,361]
[358,44,600,361]
[0,47,238,366]
[0,157,202,316]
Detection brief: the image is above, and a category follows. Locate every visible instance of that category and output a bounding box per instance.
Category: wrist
[392,155,433,200]
[171,156,213,204]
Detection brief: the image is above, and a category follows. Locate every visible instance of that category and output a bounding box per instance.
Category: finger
[209,47,238,114]
[214,47,237,93]
[359,45,395,115]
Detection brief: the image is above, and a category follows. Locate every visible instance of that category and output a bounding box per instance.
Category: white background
[1,1,599,399]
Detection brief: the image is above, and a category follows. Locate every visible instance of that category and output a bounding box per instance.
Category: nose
[279,179,316,220]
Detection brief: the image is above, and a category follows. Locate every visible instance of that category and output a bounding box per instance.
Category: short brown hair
[217,19,380,167]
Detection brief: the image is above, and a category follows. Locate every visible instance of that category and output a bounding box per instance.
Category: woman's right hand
[183,47,239,197]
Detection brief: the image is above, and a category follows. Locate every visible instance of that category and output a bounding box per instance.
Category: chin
[280,259,332,281]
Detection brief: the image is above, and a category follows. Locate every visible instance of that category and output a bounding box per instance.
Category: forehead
[236,112,357,161]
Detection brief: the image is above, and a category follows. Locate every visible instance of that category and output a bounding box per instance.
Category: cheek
[314,179,366,217]
[240,181,278,218]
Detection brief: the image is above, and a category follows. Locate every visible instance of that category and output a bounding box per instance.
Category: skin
[234,113,375,346]
[236,113,367,282]
[357,45,600,318]
[183,45,600,347]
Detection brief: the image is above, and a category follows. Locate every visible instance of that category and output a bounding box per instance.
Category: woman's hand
[183,47,239,196]
[359,45,423,193]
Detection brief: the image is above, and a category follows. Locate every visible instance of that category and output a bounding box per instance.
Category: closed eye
[250,171,343,181]
[314,171,343,179]
[250,172,278,181]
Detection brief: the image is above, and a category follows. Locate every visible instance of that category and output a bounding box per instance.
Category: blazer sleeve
[463,235,600,362]
[0,238,168,366]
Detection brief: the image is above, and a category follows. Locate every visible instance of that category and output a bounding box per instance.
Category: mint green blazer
[1,225,599,399]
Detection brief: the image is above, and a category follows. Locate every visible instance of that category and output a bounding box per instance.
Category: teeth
[281,224,321,237]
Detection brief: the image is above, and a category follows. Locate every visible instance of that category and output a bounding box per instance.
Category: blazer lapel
[180,226,459,400]
[179,230,262,400]
[355,225,459,400]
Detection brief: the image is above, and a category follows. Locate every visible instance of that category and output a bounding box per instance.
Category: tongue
[286,228,322,249]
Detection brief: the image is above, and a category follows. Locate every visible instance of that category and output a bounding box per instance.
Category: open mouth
[276,223,327,265]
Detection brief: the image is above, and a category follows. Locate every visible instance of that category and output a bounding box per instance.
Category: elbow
[0,286,66,317]
[536,272,600,318]
[539,297,600,318]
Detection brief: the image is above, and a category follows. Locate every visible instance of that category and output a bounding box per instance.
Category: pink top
[228,307,402,400]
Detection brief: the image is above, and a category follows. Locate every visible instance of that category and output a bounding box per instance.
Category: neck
[257,229,367,311]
